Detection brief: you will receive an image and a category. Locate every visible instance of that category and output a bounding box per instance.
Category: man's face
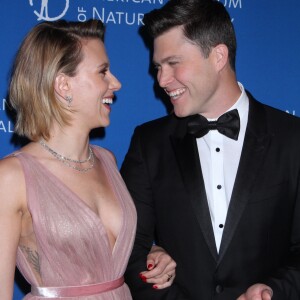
[153,26,220,118]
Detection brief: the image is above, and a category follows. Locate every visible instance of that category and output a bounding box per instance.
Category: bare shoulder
[0,142,37,186]
[0,154,24,184]
[0,154,26,212]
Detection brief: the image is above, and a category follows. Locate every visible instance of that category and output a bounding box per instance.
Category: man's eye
[169,61,178,66]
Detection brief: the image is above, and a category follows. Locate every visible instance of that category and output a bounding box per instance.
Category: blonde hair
[9,19,105,141]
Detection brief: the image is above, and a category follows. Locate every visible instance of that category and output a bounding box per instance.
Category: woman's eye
[99,68,108,76]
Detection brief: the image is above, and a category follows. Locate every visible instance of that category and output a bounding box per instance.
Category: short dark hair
[9,19,105,141]
[143,0,237,71]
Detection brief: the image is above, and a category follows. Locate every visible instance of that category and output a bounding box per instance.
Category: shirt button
[216,147,220,152]
[215,285,223,293]
[217,185,222,189]
[219,224,224,228]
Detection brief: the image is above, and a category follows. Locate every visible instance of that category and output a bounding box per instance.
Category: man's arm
[265,182,300,299]
[121,126,187,299]
[239,138,300,300]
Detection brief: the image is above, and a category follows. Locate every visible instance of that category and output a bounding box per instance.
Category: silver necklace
[39,139,95,172]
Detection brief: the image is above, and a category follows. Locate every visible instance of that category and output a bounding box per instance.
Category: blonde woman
[0,20,175,299]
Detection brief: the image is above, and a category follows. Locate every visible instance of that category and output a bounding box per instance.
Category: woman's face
[69,38,121,130]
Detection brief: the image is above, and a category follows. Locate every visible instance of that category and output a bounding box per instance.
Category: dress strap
[31,277,124,297]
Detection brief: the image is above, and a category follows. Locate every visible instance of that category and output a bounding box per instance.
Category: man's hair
[9,19,105,141]
[143,0,237,71]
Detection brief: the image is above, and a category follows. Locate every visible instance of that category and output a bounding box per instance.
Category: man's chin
[173,109,191,119]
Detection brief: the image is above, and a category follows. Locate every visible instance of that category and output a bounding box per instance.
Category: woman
[0,20,175,299]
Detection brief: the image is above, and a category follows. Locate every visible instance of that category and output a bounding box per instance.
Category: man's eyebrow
[153,55,182,65]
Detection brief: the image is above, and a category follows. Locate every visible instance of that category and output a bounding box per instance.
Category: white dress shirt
[196,82,249,251]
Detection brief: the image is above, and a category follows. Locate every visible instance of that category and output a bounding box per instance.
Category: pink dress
[14,146,137,299]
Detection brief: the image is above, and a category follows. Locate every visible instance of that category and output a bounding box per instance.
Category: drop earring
[66,95,72,107]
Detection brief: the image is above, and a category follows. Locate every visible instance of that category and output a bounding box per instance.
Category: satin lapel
[170,131,218,261]
[218,96,272,263]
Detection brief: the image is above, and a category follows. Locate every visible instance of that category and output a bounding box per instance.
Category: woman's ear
[54,73,71,99]
[213,44,229,72]
[54,73,72,106]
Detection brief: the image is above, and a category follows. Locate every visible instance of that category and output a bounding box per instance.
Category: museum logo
[29,0,69,21]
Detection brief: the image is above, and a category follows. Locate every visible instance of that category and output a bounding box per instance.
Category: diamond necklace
[39,139,95,172]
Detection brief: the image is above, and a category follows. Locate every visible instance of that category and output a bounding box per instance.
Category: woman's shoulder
[0,152,27,212]
[91,144,117,164]
[0,152,24,186]
[0,143,37,185]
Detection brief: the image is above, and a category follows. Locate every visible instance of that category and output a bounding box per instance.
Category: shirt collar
[227,82,248,121]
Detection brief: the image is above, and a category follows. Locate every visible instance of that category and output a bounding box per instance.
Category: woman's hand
[139,245,176,289]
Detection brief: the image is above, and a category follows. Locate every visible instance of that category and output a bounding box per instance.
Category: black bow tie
[187,109,240,140]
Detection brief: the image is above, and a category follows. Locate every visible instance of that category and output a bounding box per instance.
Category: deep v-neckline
[20,149,123,255]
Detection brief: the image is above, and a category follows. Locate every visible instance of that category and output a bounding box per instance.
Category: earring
[66,95,72,107]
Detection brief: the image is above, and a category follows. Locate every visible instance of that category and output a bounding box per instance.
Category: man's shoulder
[248,95,300,141]
[140,113,176,125]
[248,92,299,124]
[131,113,187,144]
[260,102,300,126]
[136,113,182,132]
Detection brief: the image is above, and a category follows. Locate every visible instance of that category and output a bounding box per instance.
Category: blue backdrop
[0,1,299,299]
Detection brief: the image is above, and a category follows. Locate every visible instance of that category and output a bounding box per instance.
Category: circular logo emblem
[29,0,69,21]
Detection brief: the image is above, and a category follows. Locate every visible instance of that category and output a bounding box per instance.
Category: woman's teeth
[102,98,113,104]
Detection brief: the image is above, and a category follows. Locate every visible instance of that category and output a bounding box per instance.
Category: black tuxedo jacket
[121,95,300,300]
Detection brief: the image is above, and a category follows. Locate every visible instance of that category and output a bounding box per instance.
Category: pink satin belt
[31,277,124,297]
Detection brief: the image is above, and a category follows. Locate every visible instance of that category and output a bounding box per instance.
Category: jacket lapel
[218,96,272,262]
[170,118,218,261]
[168,96,272,263]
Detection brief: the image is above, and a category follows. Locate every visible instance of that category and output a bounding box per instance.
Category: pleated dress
[14,146,136,299]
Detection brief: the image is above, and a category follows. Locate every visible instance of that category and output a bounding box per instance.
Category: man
[121,0,300,299]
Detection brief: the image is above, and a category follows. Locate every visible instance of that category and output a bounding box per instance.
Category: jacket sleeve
[264,173,300,300]
[121,126,188,300]
[263,116,300,299]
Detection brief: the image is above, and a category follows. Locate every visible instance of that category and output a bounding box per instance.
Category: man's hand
[237,283,273,300]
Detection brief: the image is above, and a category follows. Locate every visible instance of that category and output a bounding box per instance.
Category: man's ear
[213,44,229,72]
[54,73,71,99]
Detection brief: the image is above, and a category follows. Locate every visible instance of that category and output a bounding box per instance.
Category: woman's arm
[0,157,25,299]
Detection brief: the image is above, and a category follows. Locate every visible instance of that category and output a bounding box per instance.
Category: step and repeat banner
[0,1,299,299]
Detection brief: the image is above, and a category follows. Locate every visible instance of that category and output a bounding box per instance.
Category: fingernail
[147,264,153,269]
[153,285,158,289]
[139,274,147,282]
